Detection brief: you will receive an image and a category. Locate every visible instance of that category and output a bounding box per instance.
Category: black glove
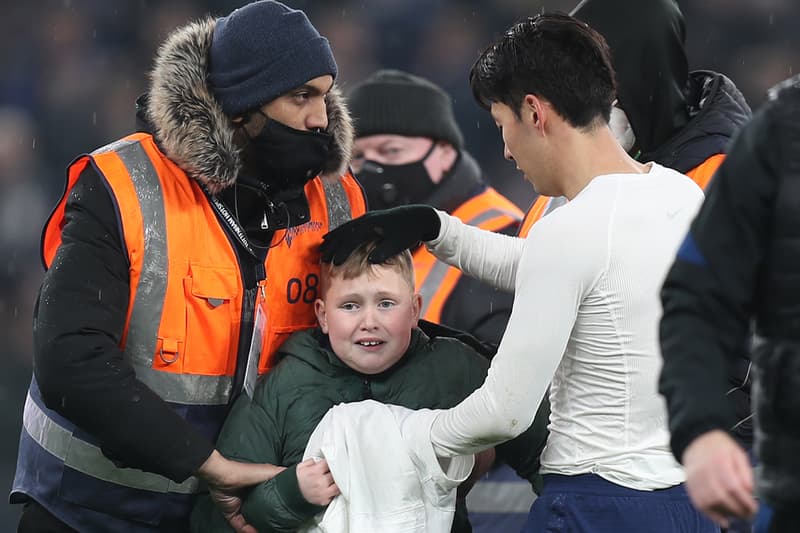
[320,204,441,265]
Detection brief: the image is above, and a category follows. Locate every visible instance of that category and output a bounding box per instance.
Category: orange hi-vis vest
[517,195,568,238]
[414,187,523,323]
[684,153,726,190]
[517,154,727,238]
[260,172,366,371]
[27,132,365,515]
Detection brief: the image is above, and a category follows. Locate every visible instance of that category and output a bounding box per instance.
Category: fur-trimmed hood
[145,16,353,194]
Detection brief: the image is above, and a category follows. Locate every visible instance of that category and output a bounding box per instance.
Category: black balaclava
[571,0,691,156]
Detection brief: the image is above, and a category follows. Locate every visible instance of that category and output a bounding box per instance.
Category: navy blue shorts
[521,474,720,533]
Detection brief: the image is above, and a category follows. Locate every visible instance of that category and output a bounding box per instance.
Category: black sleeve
[658,106,779,462]
[33,166,214,481]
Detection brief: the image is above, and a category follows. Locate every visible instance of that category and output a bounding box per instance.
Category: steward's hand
[682,430,757,528]
[321,205,441,265]
[197,450,286,533]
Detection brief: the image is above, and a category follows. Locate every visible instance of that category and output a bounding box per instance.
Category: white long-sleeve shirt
[427,163,704,490]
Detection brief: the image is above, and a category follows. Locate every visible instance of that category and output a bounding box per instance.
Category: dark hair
[470,13,616,129]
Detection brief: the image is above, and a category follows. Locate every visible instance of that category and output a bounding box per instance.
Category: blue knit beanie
[208,0,338,117]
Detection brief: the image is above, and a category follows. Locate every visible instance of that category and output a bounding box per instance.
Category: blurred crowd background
[0,0,797,526]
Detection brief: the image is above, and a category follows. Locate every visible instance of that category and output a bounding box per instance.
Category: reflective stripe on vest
[518,195,567,238]
[98,139,235,406]
[42,136,239,406]
[322,177,352,230]
[22,392,201,494]
[415,188,523,322]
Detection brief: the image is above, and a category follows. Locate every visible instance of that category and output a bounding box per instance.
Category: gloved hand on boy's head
[320,204,441,265]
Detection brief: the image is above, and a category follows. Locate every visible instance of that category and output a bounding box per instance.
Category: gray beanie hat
[208,0,338,116]
[348,69,464,149]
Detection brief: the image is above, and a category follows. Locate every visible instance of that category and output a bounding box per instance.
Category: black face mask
[235,113,332,231]
[239,112,332,198]
[356,143,436,210]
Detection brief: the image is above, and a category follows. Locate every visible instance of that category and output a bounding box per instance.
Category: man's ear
[314,299,328,333]
[523,94,547,132]
[427,141,458,184]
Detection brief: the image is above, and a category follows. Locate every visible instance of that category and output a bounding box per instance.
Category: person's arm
[450,334,549,491]
[195,450,287,533]
[33,166,213,480]
[319,205,524,291]
[427,210,524,292]
[494,394,550,493]
[658,105,781,527]
[658,106,779,461]
[429,213,599,456]
[239,462,333,533]
[212,376,327,532]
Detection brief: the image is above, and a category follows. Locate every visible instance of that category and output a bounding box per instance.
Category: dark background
[1,0,796,527]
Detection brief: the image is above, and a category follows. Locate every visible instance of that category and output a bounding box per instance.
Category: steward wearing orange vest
[11,2,365,532]
[348,70,523,351]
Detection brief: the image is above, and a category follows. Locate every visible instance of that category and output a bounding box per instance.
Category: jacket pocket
[180,264,240,376]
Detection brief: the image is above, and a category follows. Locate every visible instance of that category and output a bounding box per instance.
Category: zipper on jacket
[230,252,268,401]
[361,378,373,400]
[205,187,274,402]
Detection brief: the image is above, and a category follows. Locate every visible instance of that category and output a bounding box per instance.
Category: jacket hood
[648,70,752,172]
[145,17,353,194]
[572,0,690,154]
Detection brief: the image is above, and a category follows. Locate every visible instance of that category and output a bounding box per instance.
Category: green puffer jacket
[191,327,548,532]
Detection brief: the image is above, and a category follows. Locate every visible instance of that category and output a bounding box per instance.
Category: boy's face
[314,264,421,375]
